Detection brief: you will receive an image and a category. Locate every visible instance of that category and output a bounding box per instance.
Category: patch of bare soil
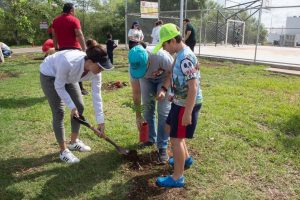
[10,53,42,60]
[122,148,195,200]
[102,81,129,91]
[0,71,20,80]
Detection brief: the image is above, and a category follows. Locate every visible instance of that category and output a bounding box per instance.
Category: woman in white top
[128,21,144,49]
[151,20,163,44]
[40,40,113,163]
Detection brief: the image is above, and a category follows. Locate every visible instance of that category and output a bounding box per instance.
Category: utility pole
[125,0,128,49]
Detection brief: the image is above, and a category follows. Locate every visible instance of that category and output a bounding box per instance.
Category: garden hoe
[73,115,137,159]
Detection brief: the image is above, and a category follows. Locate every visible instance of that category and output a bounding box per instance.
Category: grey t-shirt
[144,46,174,79]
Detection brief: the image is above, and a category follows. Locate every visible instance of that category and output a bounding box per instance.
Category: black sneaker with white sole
[158,148,169,163]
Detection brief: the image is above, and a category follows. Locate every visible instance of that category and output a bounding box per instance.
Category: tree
[0,0,62,45]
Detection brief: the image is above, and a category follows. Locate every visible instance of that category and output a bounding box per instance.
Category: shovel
[73,115,130,156]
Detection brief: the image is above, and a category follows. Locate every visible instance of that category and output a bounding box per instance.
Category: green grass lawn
[0,49,299,200]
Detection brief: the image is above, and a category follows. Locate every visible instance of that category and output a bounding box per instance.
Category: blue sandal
[168,156,193,169]
[156,175,185,188]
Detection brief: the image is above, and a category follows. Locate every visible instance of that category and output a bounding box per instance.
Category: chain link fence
[126,1,300,66]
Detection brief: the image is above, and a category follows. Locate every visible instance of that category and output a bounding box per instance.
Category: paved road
[12,46,42,54]
[11,45,128,54]
[11,45,300,70]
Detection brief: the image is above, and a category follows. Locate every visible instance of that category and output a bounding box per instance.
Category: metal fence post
[180,0,184,34]
[254,0,263,62]
[199,11,203,55]
[125,0,128,50]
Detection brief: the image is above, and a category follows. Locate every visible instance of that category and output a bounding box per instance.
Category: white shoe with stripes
[60,149,80,164]
[68,139,91,152]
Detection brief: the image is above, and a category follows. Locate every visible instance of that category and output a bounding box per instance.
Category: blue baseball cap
[128,45,148,78]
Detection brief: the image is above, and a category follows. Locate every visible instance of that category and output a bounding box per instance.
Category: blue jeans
[2,50,12,58]
[140,77,171,149]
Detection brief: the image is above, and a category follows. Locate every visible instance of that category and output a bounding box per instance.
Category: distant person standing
[233,28,241,47]
[128,21,144,49]
[52,3,88,95]
[183,18,196,52]
[106,33,118,64]
[151,20,163,44]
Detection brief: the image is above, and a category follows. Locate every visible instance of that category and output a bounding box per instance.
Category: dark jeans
[2,50,12,57]
[108,52,113,64]
[186,41,196,52]
[129,40,139,49]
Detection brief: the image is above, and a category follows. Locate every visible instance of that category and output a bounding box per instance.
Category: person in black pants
[183,18,196,52]
[106,33,117,64]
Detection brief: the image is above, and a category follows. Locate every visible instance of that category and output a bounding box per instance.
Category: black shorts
[166,103,201,139]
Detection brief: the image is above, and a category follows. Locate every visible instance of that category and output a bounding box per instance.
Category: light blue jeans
[140,77,171,150]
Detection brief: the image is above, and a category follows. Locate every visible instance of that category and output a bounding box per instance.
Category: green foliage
[0,0,268,45]
[0,0,63,45]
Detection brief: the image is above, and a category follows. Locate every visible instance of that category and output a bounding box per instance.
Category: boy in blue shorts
[153,23,203,188]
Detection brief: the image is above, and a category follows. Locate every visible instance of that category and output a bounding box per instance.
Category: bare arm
[157,70,172,101]
[128,36,139,42]
[184,31,192,42]
[131,79,144,130]
[182,79,197,126]
[75,29,86,51]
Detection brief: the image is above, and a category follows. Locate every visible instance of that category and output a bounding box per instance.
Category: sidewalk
[12,46,42,54]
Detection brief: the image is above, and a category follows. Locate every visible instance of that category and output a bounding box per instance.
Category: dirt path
[11,47,42,54]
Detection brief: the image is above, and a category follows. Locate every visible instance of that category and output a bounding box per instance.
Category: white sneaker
[60,149,80,164]
[68,139,91,152]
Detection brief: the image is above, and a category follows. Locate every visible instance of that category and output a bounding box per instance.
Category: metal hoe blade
[73,115,130,156]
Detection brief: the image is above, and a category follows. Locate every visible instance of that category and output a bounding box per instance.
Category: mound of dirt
[123,150,190,200]
[102,81,128,91]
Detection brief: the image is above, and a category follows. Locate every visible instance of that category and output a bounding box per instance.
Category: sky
[215,0,300,31]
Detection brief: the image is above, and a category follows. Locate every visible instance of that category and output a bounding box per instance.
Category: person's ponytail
[85,39,108,63]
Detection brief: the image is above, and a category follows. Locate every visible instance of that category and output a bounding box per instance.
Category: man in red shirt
[52,3,88,95]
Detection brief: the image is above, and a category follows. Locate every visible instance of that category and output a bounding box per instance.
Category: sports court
[195,45,300,67]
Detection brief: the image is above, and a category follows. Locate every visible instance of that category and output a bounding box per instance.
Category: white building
[286,16,300,35]
[279,16,300,47]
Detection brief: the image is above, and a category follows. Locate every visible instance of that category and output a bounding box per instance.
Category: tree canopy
[0,0,267,46]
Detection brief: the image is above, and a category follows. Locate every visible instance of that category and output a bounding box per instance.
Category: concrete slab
[12,46,42,54]
[266,68,300,76]
[195,45,300,69]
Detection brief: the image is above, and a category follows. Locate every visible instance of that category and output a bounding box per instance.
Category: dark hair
[166,35,182,44]
[106,33,112,39]
[86,42,108,63]
[155,20,163,26]
[63,3,74,13]
[139,41,147,49]
[131,21,139,29]
[86,39,98,48]
[183,18,190,23]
